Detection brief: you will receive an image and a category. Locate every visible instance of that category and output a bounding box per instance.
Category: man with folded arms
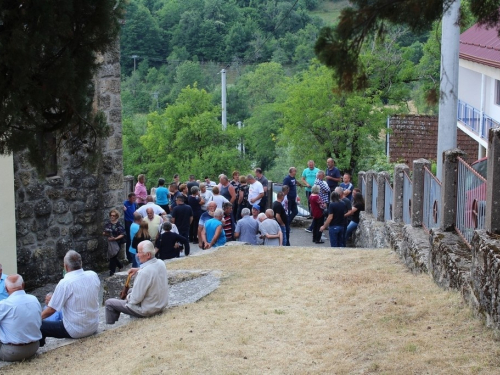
[105,240,169,323]
[0,274,42,361]
[40,250,100,346]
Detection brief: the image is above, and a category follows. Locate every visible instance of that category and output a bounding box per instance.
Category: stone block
[399,224,431,273]
[53,200,69,214]
[356,212,388,248]
[56,238,73,258]
[85,194,99,211]
[63,188,79,201]
[87,239,99,251]
[107,173,123,190]
[429,229,472,299]
[99,94,111,109]
[49,226,61,238]
[17,202,35,218]
[56,212,73,225]
[22,233,36,245]
[46,176,64,186]
[16,221,31,237]
[70,202,85,213]
[46,188,61,200]
[107,135,122,151]
[470,230,500,329]
[70,224,83,236]
[18,171,32,186]
[82,176,98,189]
[26,182,46,200]
[34,198,52,217]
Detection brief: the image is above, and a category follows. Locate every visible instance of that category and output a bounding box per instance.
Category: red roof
[460,24,500,69]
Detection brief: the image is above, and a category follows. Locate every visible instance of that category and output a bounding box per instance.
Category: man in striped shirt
[40,250,100,346]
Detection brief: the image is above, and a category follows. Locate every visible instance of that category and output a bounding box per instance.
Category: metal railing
[423,166,441,231]
[372,175,378,219]
[458,100,500,140]
[384,177,393,221]
[403,171,412,225]
[455,156,487,248]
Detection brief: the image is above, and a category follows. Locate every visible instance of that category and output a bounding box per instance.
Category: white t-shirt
[248,181,264,205]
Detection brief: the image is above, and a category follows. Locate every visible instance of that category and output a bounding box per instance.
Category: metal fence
[458,99,499,140]
[372,174,378,219]
[455,156,487,248]
[384,177,393,221]
[423,166,441,231]
[403,171,412,225]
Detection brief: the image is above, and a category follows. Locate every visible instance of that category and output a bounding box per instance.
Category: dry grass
[5,246,500,374]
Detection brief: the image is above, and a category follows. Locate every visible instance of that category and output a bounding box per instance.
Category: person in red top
[309,185,325,244]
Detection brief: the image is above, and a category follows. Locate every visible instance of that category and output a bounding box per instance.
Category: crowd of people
[0,159,365,363]
[115,159,364,257]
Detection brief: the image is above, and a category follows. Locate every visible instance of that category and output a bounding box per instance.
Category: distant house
[458,22,500,160]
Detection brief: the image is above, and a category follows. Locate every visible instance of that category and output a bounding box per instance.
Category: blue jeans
[40,319,72,346]
[280,225,287,246]
[329,226,344,247]
[345,221,358,242]
[288,199,298,224]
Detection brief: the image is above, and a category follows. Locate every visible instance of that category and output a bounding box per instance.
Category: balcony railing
[457,100,500,140]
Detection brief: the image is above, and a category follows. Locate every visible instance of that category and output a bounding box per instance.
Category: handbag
[120,273,132,299]
[107,240,120,258]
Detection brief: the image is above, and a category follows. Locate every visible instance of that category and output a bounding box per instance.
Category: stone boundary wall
[14,42,124,289]
[357,214,500,331]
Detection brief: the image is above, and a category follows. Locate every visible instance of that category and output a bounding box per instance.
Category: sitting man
[234,208,259,245]
[0,274,42,362]
[40,250,100,346]
[155,222,190,260]
[259,209,283,246]
[105,241,169,324]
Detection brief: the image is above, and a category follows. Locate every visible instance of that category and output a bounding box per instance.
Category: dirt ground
[4,246,500,374]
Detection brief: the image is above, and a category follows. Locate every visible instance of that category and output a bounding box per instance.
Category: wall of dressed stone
[14,42,124,289]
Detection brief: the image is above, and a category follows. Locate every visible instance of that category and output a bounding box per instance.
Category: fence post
[393,164,409,223]
[124,175,135,200]
[440,148,466,231]
[376,172,387,222]
[486,128,500,234]
[365,170,376,214]
[358,171,366,196]
[412,159,431,227]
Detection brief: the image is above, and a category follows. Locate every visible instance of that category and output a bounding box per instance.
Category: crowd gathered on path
[0,158,365,363]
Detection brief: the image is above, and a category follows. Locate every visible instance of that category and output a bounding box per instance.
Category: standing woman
[103,209,125,276]
[156,178,171,214]
[135,174,147,208]
[230,171,240,219]
[131,221,151,266]
[344,192,365,244]
[237,175,249,220]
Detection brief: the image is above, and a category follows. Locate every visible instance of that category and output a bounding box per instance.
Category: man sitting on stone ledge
[0,274,42,362]
[105,240,169,324]
[40,250,100,346]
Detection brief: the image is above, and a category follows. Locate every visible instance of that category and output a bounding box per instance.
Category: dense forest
[120,0,475,187]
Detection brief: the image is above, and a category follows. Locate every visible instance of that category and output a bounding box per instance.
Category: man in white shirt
[40,250,100,346]
[0,274,42,361]
[246,174,264,206]
[136,195,166,217]
[105,241,169,323]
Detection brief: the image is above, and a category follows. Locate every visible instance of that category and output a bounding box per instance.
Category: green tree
[139,86,249,180]
[0,0,123,171]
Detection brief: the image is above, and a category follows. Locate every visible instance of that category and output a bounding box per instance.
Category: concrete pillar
[412,159,431,227]
[436,0,460,180]
[486,128,500,234]
[377,172,390,222]
[267,181,274,209]
[124,175,134,199]
[440,148,466,231]
[358,171,366,196]
[365,170,376,214]
[0,155,17,274]
[393,164,410,223]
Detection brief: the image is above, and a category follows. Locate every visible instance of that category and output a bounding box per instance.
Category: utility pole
[131,55,139,72]
[221,69,227,130]
[436,0,460,180]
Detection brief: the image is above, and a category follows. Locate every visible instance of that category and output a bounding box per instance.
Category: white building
[458,23,500,159]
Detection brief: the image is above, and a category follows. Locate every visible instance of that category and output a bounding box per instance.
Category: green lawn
[310,0,350,26]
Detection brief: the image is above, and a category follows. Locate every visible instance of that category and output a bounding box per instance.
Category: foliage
[314,0,500,93]
[128,86,250,185]
[0,0,123,172]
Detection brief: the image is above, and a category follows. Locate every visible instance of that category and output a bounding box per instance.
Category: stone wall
[14,43,124,289]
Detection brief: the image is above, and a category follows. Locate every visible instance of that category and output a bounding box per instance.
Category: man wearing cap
[251,204,260,221]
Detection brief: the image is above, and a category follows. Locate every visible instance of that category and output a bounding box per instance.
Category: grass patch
[4,246,500,374]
